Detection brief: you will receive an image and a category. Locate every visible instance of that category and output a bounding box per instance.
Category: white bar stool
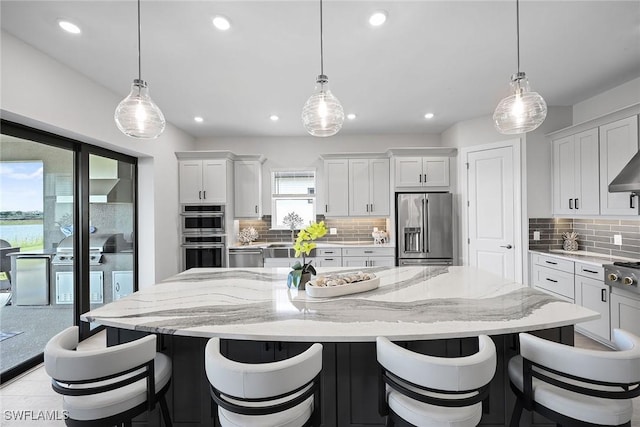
[376,335,497,427]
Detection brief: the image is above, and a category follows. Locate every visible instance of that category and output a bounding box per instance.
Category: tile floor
[0,332,639,426]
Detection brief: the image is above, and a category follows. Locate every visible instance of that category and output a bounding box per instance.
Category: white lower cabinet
[56,271,103,304]
[575,275,610,341]
[530,253,613,343]
[112,271,134,301]
[342,247,395,268]
[531,264,575,302]
[611,290,640,337]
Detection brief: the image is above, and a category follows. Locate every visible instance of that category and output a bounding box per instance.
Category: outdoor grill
[51,233,130,266]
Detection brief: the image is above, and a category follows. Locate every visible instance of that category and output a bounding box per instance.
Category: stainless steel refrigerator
[396,192,453,265]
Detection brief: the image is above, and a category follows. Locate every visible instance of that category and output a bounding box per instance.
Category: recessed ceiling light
[212,15,231,31]
[194,116,204,123]
[269,115,279,121]
[347,113,357,120]
[58,20,81,34]
[424,113,435,119]
[369,11,387,27]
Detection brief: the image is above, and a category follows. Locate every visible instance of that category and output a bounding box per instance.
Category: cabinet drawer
[316,248,342,256]
[317,257,342,267]
[575,262,604,281]
[343,247,395,257]
[531,265,575,300]
[532,254,574,274]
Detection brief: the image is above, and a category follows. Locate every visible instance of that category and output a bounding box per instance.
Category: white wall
[1,31,196,286]
[194,134,441,216]
[573,77,640,124]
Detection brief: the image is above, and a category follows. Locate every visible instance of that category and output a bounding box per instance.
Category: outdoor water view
[0,161,44,250]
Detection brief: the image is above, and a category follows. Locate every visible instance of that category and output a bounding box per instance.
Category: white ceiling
[2,1,639,139]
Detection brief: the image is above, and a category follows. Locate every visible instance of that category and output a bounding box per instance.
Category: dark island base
[107,327,574,427]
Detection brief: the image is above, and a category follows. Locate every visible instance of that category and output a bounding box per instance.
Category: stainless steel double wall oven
[180,204,226,270]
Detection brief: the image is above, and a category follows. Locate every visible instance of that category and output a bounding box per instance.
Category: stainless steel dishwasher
[228,247,264,267]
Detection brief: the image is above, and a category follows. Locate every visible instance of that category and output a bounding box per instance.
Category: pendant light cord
[319,0,324,76]
[516,0,520,74]
[137,0,142,82]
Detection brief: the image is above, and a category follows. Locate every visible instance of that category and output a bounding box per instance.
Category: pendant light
[115,0,165,139]
[493,0,547,134]
[302,0,344,137]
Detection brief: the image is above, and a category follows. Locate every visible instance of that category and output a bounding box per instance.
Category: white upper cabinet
[395,157,449,187]
[552,128,599,215]
[323,159,349,217]
[348,159,390,216]
[599,115,639,215]
[234,160,262,218]
[179,159,229,204]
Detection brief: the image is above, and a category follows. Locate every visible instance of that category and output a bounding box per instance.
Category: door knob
[500,244,513,249]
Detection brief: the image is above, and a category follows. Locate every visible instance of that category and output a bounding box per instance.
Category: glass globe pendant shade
[114,79,166,139]
[493,72,547,134]
[302,75,344,137]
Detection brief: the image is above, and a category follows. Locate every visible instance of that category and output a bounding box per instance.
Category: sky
[0,161,44,212]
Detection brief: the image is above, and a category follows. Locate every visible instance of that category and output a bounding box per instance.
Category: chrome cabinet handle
[370,204,374,212]
[569,198,574,209]
[546,278,558,283]
[203,190,206,199]
[255,205,258,213]
[500,244,513,249]
[575,198,579,209]
[423,173,427,183]
[419,174,422,183]
[631,194,637,209]
[366,204,369,212]
[601,288,607,303]
[325,204,328,213]
[199,190,202,200]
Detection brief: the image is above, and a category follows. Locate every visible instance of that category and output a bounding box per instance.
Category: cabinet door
[179,160,204,204]
[112,271,134,301]
[234,161,261,218]
[89,271,103,304]
[369,257,395,267]
[348,159,371,216]
[394,157,423,187]
[316,257,342,267]
[531,264,575,301]
[342,257,368,267]
[55,271,74,304]
[574,276,610,341]
[324,159,349,216]
[369,159,390,215]
[422,157,450,187]
[599,116,639,215]
[575,129,600,215]
[553,135,577,214]
[202,159,227,203]
[610,291,640,337]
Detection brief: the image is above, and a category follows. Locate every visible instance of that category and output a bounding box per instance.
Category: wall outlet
[330,227,337,235]
[614,234,623,245]
[533,231,541,241]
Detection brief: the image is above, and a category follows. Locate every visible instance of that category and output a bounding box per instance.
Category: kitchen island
[83,266,598,427]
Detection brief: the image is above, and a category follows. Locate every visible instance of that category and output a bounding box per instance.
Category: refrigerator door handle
[423,198,429,253]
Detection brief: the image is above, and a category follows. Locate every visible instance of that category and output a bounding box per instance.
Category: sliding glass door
[0,121,137,382]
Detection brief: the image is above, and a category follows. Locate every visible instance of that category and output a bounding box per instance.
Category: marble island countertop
[82,266,598,342]
[529,249,639,266]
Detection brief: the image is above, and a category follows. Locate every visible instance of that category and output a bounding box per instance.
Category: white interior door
[467,146,516,280]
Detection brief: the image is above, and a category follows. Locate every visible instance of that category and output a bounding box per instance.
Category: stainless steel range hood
[608,151,640,193]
